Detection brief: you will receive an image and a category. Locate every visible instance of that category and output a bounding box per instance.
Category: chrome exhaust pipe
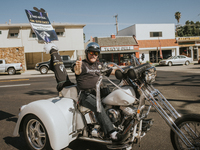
[78,137,112,145]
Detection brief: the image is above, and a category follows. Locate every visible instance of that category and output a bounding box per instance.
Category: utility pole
[114,14,118,35]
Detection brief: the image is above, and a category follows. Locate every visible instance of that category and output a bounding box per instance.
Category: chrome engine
[106,106,137,125]
[106,109,121,123]
[120,106,138,116]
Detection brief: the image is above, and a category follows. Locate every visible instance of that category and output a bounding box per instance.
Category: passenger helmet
[85,42,100,55]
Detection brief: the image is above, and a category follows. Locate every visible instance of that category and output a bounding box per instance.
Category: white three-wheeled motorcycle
[13,59,200,150]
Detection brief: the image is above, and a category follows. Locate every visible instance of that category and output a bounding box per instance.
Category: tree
[175,12,181,37]
[177,21,200,37]
[184,20,192,36]
[175,12,181,23]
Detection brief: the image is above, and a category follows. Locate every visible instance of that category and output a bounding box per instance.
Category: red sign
[158,38,163,59]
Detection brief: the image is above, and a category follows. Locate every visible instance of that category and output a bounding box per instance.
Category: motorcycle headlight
[144,67,157,84]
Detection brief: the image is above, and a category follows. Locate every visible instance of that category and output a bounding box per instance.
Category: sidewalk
[0,62,199,80]
[22,69,74,76]
[0,69,75,80]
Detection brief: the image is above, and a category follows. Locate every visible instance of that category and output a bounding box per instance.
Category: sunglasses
[89,51,99,56]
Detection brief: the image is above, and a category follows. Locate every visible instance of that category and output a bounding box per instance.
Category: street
[0,64,200,150]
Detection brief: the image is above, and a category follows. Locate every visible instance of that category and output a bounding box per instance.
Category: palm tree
[175,12,181,37]
[175,12,181,24]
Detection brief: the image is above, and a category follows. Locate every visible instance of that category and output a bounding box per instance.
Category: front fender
[13,97,76,150]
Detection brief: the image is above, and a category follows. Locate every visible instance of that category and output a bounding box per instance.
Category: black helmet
[85,42,100,55]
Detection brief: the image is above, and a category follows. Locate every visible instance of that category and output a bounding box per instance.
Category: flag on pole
[25,9,58,43]
[158,38,163,59]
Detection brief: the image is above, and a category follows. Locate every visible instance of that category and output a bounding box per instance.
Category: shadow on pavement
[0,110,15,121]
[25,89,57,96]
[6,117,18,123]
[67,139,109,150]
[167,98,200,110]
[3,135,29,150]
[155,73,200,87]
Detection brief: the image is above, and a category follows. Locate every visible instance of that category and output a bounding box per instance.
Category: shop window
[149,50,171,63]
[8,29,19,38]
[55,28,65,37]
[120,53,132,65]
[100,52,134,65]
[150,32,162,37]
[180,47,191,57]
[193,48,198,60]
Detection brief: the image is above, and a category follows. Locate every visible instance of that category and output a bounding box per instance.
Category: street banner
[25,9,58,43]
[158,38,163,59]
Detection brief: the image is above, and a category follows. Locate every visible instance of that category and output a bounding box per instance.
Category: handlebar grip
[127,63,151,80]
[115,69,124,80]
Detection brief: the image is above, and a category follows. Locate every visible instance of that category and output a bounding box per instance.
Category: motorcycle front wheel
[170,114,200,150]
[23,115,52,150]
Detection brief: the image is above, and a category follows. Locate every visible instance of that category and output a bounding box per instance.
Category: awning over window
[55,28,65,32]
[138,39,178,48]
[9,29,19,33]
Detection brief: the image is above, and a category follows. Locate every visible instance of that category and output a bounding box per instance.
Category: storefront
[93,35,139,65]
[138,39,179,63]
[176,37,200,61]
[149,49,172,63]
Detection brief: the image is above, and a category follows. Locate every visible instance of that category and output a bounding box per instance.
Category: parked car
[35,55,76,74]
[0,59,23,75]
[159,55,192,66]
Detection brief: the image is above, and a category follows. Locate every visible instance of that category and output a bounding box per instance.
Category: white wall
[54,28,84,51]
[135,24,175,40]
[118,25,136,36]
[0,26,84,54]
[118,24,175,40]
[0,30,22,47]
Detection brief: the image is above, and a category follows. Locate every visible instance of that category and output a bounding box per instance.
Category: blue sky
[1,0,200,41]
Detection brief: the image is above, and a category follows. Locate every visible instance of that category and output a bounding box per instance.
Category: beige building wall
[0,47,25,71]
[26,50,76,69]
[0,23,85,70]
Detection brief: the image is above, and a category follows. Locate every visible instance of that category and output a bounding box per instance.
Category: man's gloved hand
[74,56,82,75]
[43,43,58,54]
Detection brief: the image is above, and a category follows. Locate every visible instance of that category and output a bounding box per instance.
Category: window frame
[150,32,162,37]
[55,28,65,37]
[8,29,19,38]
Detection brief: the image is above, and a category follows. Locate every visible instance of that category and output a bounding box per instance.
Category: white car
[159,55,192,66]
[0,59,23,75]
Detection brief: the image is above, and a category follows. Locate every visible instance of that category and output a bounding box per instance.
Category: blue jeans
[79,91,115,135]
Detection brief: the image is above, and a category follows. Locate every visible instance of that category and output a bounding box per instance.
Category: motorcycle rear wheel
[170,114,200,150]
[23,115,52,150]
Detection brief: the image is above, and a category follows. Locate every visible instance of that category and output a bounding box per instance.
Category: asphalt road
[0,64,200,150]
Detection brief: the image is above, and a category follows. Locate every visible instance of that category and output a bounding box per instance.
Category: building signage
[178,37,200,41]
[101,46,134,51]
